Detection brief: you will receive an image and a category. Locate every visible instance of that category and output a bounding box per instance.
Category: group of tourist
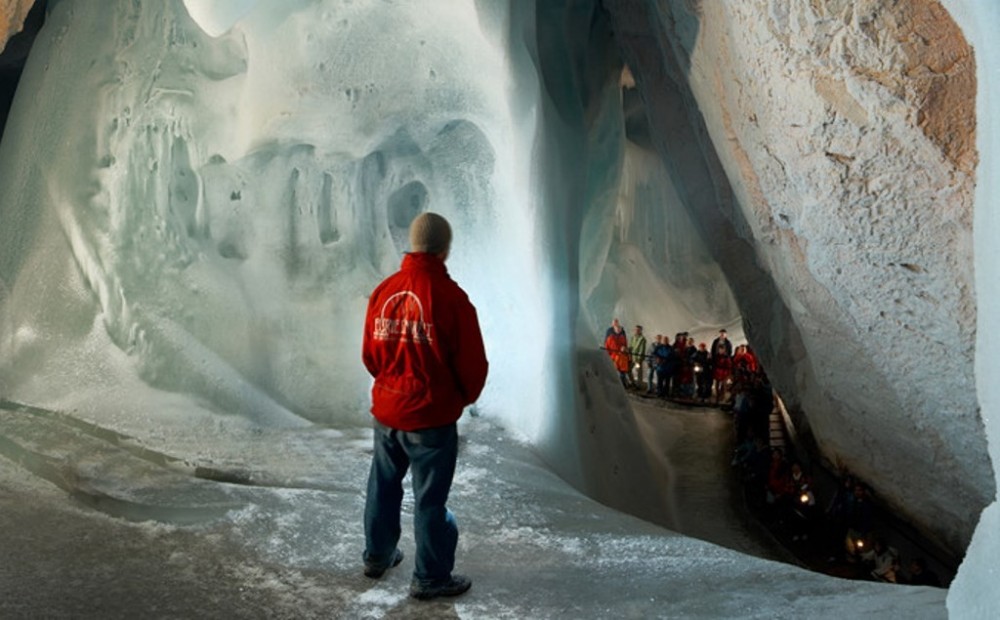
[604,316,945,587]
[603,319,756,406]
[730,394,942,587]
[824,472,941,586]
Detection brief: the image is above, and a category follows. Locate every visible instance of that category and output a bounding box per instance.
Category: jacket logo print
[373,291,434,344]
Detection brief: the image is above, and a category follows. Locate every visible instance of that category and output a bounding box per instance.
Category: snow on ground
[0,400,945,619]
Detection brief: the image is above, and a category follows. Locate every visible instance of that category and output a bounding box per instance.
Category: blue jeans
[364,420,459,583]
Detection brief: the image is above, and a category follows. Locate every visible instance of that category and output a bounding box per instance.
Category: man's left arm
[451,300,488,405]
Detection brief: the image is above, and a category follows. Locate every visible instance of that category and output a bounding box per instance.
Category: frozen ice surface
[182,0,257,37]
[0,0,741,469]
[0,405,946,618]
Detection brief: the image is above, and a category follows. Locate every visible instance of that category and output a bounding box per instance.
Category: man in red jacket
[361,212,488,601]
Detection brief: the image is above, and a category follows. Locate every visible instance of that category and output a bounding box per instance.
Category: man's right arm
[361,294,379,378]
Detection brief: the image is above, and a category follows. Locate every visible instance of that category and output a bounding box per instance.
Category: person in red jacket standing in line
[604,322,631,387]
[361,212,488,601]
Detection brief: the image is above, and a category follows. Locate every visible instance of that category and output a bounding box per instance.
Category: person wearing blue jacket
[653,337,677,397]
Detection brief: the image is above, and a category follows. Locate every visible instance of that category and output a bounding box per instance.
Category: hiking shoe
[363,549,404,579]
[409,574,472,600]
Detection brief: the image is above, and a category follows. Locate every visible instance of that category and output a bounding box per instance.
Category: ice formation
[0,0,737,524]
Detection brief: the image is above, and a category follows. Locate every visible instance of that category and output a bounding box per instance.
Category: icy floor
[0,400,946,619]
[628,396,795,562]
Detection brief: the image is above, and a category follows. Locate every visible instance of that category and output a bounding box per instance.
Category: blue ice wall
[0,0,739,521]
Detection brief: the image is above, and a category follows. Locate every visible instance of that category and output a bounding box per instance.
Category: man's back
[363,252,488,432]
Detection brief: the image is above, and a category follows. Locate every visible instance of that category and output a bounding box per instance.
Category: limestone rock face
[606,0,990,554]
[0,0,34,53]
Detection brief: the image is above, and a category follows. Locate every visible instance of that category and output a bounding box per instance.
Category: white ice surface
[0,0,740,506]
[182,0,257,37]
[0,402,946,618]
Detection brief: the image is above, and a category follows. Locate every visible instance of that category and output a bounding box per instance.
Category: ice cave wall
[0,0,743,530]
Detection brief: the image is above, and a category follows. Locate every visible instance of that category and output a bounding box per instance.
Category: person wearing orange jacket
[604,323,631,387]
[361,212,488,601]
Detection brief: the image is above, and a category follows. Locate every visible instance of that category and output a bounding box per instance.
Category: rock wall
[942,2,1000,616]
[605,0,992,556]
[0,0,42,132]
[0,0,33,53]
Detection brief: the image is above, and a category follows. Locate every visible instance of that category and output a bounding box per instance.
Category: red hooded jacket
[362,252,488,431]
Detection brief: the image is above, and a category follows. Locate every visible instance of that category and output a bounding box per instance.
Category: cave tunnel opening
[599,1,972,587]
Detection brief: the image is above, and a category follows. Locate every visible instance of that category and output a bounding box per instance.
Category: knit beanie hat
[409,212,452,254]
